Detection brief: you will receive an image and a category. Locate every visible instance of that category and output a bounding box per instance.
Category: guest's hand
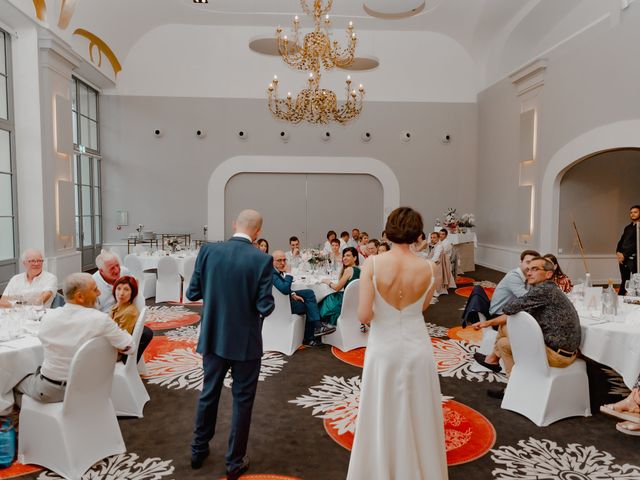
[473,320,492,330]
[291,293,304,303]
[616,252,625,264]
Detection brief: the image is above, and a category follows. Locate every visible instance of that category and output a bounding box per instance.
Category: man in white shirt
[285,236,302,264]
[426,232,443,264]
[347,228,360,249]
[13,272,133,406]
[92,249,130,313]
[0,249,58,308]
[439,229,453,259]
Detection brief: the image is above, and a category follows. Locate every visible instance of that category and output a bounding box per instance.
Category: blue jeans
[290,288,321,341]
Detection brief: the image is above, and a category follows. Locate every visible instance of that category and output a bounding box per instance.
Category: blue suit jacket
[272,269,294,295]
[187,236,275,361]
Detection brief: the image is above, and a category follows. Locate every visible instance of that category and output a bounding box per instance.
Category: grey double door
[224,173,383,252]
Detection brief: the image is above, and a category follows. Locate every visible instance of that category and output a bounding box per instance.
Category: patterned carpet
[2,266,639,479]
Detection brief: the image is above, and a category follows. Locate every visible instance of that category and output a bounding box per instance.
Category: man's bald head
[234,209,263,241]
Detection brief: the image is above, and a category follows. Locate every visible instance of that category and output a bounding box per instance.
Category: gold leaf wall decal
[33,0,46,21]
[58,0,78,29]
[73,28,122,75]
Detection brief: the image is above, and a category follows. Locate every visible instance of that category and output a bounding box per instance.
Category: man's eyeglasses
[26,259,43,264]
[274,259,287,263]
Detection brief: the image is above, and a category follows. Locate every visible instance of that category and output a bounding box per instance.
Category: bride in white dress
[347,207,448,480]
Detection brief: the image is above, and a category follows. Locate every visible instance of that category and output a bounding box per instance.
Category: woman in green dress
[319,247,361,326]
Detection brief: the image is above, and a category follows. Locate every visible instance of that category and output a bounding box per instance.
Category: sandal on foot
[600,404,640,423]
[616,420,640,436]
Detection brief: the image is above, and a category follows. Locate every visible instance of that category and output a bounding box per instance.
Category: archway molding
[540,119,640,253]
[207,155,400,240]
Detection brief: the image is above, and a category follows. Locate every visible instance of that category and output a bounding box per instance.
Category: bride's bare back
[358,245,435,323]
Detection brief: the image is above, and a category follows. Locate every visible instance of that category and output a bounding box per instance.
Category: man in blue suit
[187,209,274,479]
[271,250,335,347]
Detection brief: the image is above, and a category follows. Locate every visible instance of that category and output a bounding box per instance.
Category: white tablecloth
[0,319,43,415]
[134,253,197,276]
[291,273,336,303]
[578,302,640,388]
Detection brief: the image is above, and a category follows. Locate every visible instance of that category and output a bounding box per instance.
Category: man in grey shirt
[475,257,582,398]
[488,249,540,316]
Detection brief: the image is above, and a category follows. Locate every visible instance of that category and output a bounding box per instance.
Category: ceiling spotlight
[193,0,208,3]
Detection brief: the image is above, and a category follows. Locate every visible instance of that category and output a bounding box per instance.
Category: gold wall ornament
[33,0,46,21]
[58,0,79,29]
[73,28,122,75]
[267,0,365,124]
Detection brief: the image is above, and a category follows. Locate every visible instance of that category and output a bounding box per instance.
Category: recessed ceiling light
[193,0,208,4]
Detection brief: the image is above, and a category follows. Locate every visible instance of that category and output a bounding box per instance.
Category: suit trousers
[14,367,66,408]
[192,353,261,472]
[618,257,638,296]
[290,288,321,341]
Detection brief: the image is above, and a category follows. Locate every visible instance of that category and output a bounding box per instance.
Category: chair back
[507,311,550,374]
[272,287,293,317]
[157,256,179,278]
[51,292,66,309]
[124,254,144,278]
[125,307,146,374]
[182,256,197,289]
[339,279,360,317]
[62,337,117,416]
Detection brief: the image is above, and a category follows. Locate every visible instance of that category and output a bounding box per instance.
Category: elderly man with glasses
[473,256,582,399]
[0,249,58,308]
[272,250,335,347]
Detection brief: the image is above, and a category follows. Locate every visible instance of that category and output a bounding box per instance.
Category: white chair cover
[182,256,197,301]
[133,245,146,255]
[124,254,156,300]
[323,280,367,352]
[111,307,150,417]
[155,256,181,303]
[501,311,591,426]
[18,337,125,479]
[262,287,305,356]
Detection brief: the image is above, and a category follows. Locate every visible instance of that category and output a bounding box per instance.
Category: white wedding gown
[347,259,448,480]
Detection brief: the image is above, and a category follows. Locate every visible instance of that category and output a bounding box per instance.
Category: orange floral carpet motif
[454,286,495,300]
[331,347,366,367]
[455,276,475,285]
[323,400,495,466]
[447,326,483,344]
[144,306,200,330]
[0,463,42,479]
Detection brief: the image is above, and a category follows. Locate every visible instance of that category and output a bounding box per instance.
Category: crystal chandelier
[267,0,365,125]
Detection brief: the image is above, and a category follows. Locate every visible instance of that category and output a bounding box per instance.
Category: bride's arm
[421,261,437,311]
[358,259,374,325]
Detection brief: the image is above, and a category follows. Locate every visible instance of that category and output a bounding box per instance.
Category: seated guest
[413,232,429,254]
[439,229,453,258]
[13,273,133,406]
[328,238,342,268]
[487,249,540,317]
[272,251,335,347]
[285,236,301,264]
[474,257,581,398]
[0,249,58,308]
[601,373,640,435]
[378,242,390,253]
[380,230,388,243]
[110,276,153,362]
[425,232,454,295]
[92,249,130,313]
[425,232,442,261]
[366,239,380,257]
[356,232,369,257]
[339,231,350,251]
[319,247,361,326]
[348,228,360,249]
[256,238,269,254]
[544,253,573,293]
[323,230,338,253]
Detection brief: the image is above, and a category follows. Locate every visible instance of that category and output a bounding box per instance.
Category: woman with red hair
[111,275,153,361]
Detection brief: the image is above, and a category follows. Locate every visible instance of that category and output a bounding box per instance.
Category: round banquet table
[133,252,197,276]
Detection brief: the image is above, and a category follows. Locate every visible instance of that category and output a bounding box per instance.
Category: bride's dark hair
[385,207,423,244]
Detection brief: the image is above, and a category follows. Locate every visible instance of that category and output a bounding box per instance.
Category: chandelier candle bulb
[359,84,364,92]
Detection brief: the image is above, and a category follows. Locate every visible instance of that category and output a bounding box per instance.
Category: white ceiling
[7,0,623,89]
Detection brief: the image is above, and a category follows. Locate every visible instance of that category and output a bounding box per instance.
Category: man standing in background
[616,205,639,295]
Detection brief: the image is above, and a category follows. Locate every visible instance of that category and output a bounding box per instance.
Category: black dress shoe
[473,352,502,373]
[487,388,505,400]
[226,455,250,480]
[314,324,336,337]
[190,450,209,470]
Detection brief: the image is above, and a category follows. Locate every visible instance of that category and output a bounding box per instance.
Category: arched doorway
[207,156,400,241]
